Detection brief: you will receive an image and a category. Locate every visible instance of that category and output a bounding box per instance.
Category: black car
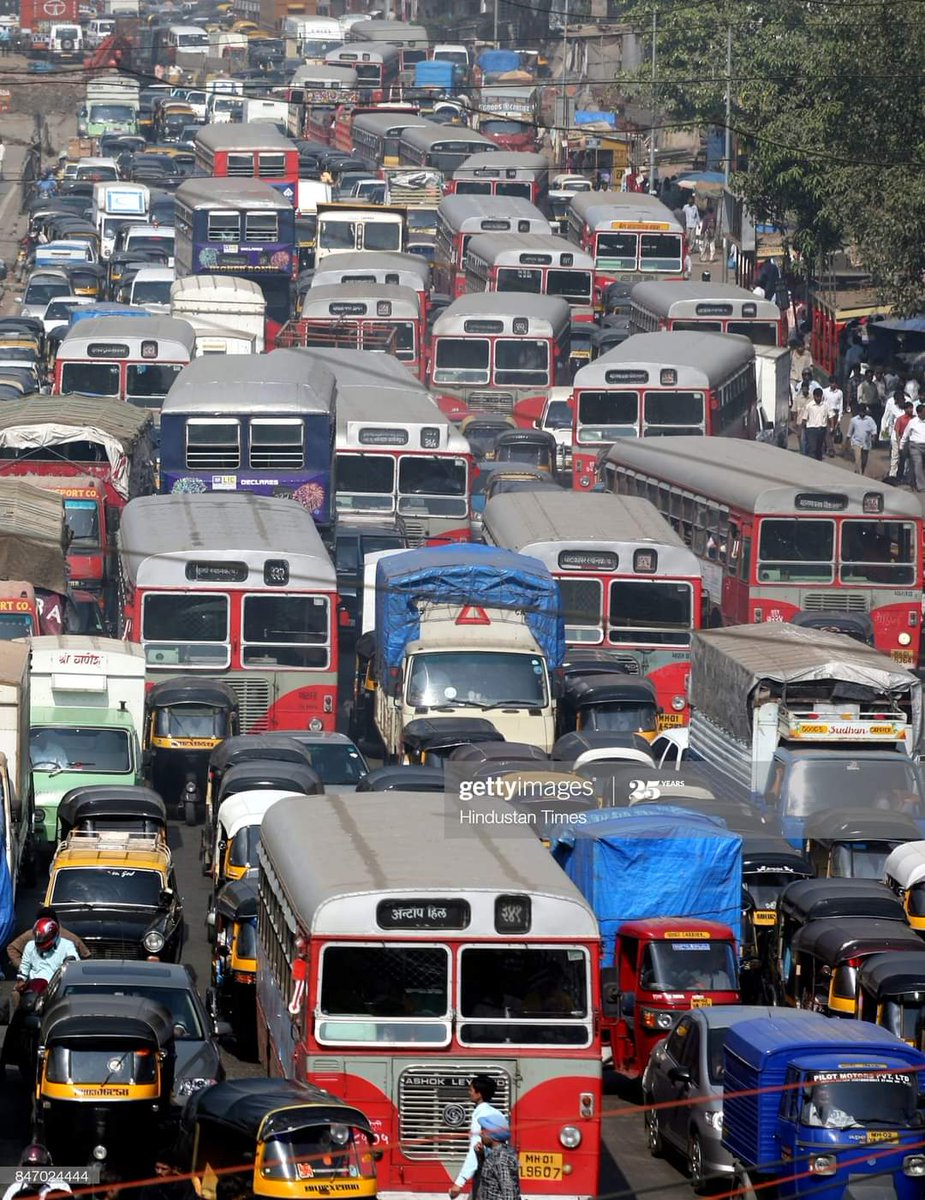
[334,518,408,631]
[42,958,226,1105]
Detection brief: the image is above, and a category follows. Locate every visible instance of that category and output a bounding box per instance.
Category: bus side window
[691,500,707,556]
[739,531,752,581]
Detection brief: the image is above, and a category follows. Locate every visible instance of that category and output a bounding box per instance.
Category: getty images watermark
[444,765,598,838]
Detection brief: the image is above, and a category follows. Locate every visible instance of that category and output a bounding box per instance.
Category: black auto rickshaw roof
[403,717,502,754]
[803,807,921,845]
[209,735,314,774]
[561,674,657,706]
[858,951,925,999]
[218,760,323,798]
[185,1078,374,1141]
[778,877,905,924]
[40,994,175,1048]
[494,428,558,449]
[355,765,446,792]
[551,730,653,760]
[448,741,547,764]
[792,916,924,963]
[57,785,167,833]
[146,677,240,710]
[215,875,258,922]
[561,649,632,678]
[740,835,812,876]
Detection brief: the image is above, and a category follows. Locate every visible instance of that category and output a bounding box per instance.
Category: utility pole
[723,23,732,184]
[560,0,569,145]
[648,7,656,193]
[493,0,499,48]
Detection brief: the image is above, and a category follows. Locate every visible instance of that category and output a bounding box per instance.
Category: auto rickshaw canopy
[402,717,503,758]
[146,677,240,713]
[551,730,654,761]
[355,765,446,792]
[560,674,657,708]
[57,785,167,839]
[40,994,176,1049]
[792,916,924,966]
[184,1078,374,1143]
[448,740,547,765]
[217,760,323,801]
[208,734,315,775]
[777,877,905,925]
[214,875,258,924]
[858,951,925,1001]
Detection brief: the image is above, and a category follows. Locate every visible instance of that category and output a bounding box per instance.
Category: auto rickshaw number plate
[519,1153,562,1180]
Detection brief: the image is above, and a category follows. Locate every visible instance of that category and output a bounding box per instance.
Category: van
[48,23,83,59]
[86,18,115,47]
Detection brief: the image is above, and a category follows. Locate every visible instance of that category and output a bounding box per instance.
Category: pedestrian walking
[681,197,700,248]
[821,375,844,455]
[900,403,925,491]
[846,405,878,475]
[448,1075,507,1200]
[845,361,863,414]
[789,338,813,387]
[894,400,916,484]
[801,388,829,460]
[474,1115,520,1200]
[881,386,905,462]
[699,199,716,262]
[792,379,813,453]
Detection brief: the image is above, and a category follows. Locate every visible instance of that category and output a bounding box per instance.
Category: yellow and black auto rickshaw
[177,1078,379,1200]
[144,678,240,826]
[34,994,176,1170]
[209,874,257,1049]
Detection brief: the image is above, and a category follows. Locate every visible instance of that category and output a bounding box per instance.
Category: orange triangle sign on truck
[456,605,491,626]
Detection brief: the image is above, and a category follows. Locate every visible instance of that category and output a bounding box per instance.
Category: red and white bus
[194,125,300,205]
[351,110,431,167]
[346,18,430,73]
[118,493,338,732]
[570,331,759,490]
[565,192,686,308]
[55,316,196,410]
[464,234,595,323]
[600,437,924,665]
[482,488,702,723]
[257,791,602,1200]
[433,194,551,299]
[398,124,498,174]
[310,251,431,320]
[324,45,402,105]
[629,280,787,347]
[448,152,549,207]
[287,64,359,141]
[428,293,572,422]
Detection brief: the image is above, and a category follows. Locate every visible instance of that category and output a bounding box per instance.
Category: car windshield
[132,280,172,304]
[780,758,924,818]
[300,742,367,784]
[61,984,203,1038]
[639,941,738,992]
[25,280,70,306]
[31,726,132,773]
[50,867,163,907]
[800,1072,920,1129]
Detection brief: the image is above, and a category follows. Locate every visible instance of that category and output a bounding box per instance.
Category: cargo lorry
[79,75,140,140]
[688,624,924,845]
[373,544,564,757]
[0,642,34,909]
[27,636,146,852]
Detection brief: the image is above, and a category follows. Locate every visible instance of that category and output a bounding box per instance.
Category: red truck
[26,476,108,610]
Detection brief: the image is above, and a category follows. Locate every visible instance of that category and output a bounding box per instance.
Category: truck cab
[722,1013,925,1199]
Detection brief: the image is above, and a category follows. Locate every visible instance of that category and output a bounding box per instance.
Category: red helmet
[33,918,59,951]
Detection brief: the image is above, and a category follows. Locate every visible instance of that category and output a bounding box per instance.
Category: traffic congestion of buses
[0,5,924,1200]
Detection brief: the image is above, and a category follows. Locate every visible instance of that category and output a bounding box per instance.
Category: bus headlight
[309,718,324,731]
[899,632,913,646]
[559,1127,581,1149]
[671,695,685,711]
[904,1156,925,1176]
[809,1155,836,1175]
[579,476,590,488]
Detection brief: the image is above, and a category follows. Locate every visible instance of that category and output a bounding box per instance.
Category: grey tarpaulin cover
[0,479,67,594]
[689,624,921,749]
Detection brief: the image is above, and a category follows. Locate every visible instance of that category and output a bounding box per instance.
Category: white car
[40,294,94,336]
[18,270,71,320]
[538,388,573,470]
[128,266,175,313]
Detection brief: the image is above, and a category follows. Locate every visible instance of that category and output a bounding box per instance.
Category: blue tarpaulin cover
[574,110,616,127]
[415,60,455,87]
[555,807,742,961]
[375,543,565,674]
[476,49,519,75]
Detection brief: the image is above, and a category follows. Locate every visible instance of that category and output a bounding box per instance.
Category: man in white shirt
[900,402,925,491]
[449,1075,507,1199]
[681,199,700,244]
[801,388,829,460]
[821,376,844,455]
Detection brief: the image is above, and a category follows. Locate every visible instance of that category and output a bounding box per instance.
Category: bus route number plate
[519,1153,563,1180]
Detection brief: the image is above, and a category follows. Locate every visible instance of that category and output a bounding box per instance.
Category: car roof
[58,958,193,988]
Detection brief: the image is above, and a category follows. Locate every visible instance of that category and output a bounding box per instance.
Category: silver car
[642,1005,805,1191]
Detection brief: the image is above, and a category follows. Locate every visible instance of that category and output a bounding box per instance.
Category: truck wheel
[644,1098,663,1158]
[687,1133,706,1193]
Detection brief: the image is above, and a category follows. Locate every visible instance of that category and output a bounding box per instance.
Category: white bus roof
[194,125,296,153]
[568,191,683,232]
[161,350,336,415]
[400,124,497,153]
[453,151,549,177]
[310,251,430,289]
[573,331,754,390]
[58,315,196,357]
[466,232,594,269]
[169,275,266,310]
[258,792,600,938]
[336,388,470,454]
[438,193,551,233]
[294,345,426,392]
[631,280,783,321]
[482,490,700,578]
[290,64,357,86]
[175,178,294,211]
[347,19,429,44]
[300,282,421,319]
[324,44,402,65]
[351,111,430,136]
[602,437,924,519]
[119,494,336,589]
[433,291,571,334]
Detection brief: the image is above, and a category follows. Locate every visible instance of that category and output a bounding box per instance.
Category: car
[274,731,369,792]
[128,265,175,313]
[42,958,226,1105]
[18,270,71,320]
[40,294,93,335]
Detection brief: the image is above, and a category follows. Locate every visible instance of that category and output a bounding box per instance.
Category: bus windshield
[577,391,638,440]
[840,520,916,585]
[126,363,184,406]
[595,232,636,268]
[398,456,467,516]
[609,580,693,644]
[726,320,779,346]
[458,946,590,1045]
[495,339,549,386]
[335,455,395,511]
[643,391,704,434]
[318,944,450,1043]
[758,519,835,583]
[241,595,330,668]
[142,592,230,667]
[640,233,683,271]
[60,361,120,397]
[434,338,489,385]
[406,651,548,708]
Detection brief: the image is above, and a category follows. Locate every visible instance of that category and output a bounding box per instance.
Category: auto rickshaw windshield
[830,842,897,880]
[259,1126,377,1181]
[640,941,736,991]
[236,919,257,960]
[583,701,658,733]
[155,704,231,739]
[882,999,922,1042]
[229,825,261,869]
[799,1072,920,1129]
[745,874,798,909]
[46,1045,157,1085]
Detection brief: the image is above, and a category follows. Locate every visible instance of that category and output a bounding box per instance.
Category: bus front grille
[398,1063,512,1160]
[802,592,869,613]
[402,519,426,547]
[467,391,514,415]
[226,677,272,732]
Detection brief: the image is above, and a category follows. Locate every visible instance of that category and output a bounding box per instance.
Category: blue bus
[157,350,337,528]
[173,178,296,346]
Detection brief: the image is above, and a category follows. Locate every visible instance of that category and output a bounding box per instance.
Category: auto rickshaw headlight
[92,1146,107,1162]
[809,1155,836,1176]
[144,930,166,954]
[904,1156,925,1176]
[330,1125,350,1146]
[559,1127,581,1149]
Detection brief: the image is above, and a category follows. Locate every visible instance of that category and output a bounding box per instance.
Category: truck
[27,635,146,853]
[80,75,140,140]
[0,479,70,636]
[92,181,149,260]
[0,642,34,911]
[754,344,790,448]
[722,1012,925,1200]
[555,807,742,1077]
[688,624,924,846]
[19,0,79,56]
[476,85,539,151]
[169,276,266,356]
[25,476,109,616]
[373,544,564,757]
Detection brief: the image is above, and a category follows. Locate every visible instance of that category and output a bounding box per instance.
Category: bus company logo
[443,1104,467,1128]
[404,1074,470,1089]
[628,779,687,802]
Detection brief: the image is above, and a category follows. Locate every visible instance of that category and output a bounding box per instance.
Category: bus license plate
[657,713,685,729]
[519,1154,563,1180]
[891,649,914,665]
[690,997,713,1007]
